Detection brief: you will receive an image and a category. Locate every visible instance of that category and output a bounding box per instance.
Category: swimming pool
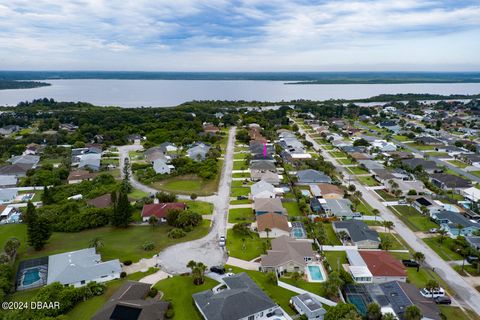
[347,294,368,316]
[291,228,305,238]
[306,264,326,282]
[22,268,41,286]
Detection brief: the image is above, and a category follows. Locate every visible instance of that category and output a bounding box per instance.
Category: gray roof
[434,211,480,229]
[251,180,276,197]
[333,220,380,243]
[401,158,437,171]
[0,175,18,187]
[431,173,471,188]
[47,248,121,285]
[261,236,314,267]
[187,143,211,160]
[8,155,40,166]
[324,199,354,217]
[358,160,385,171]
[297,169,332,184]
[192,273,277,320]
[0,189,18,202]
[78,153,101,170]
[0,163,33,176]
[250,160,276,171]
[291,293,326,318]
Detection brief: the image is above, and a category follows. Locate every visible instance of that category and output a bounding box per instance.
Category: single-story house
[430,173,471,190]
[333,220,380,249]
[358,160,385,172]
[315,183,343,199]
[310,198,323,214]
[401,158,438,173]
[432,210,480,237]
[67,170,97,184]
[249,141,275,156]
[371,140,397,152]
[187,143,211,161]
[412,196,443,216]
[290,293,327,320]
[159,142,178,153]
[0,189,18,204]
[78,153,101,171]
[350,152,371,161]
[260,236,315,275]
[145,147,169,163]
[92,281,170,320]
[250,180,276,199]
[0,175,18,188]
[254,198,286,216]
[466,236,480,251]
[359,251,406,283]
[322,199,354,219]
[250,160,276,172]
[372,169,396,184]
[0,163,33,177]
[141,203,187,222]
[462,187,480,202]
[256,213,290,238]
[153,159,175,174]
[383,178,428,196]
[47,248,121,287]
[251,170,279,185]
[296,169,332,184]
[193,273,284,320]
[8,154,40,167]
[415,136,445,146]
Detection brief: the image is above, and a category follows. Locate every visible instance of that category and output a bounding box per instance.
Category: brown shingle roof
[87,194,113,209]
[256,213,290,232]
[261,236,314,267]
[67,169,96,182]
[359,251,406,277]
[317,183,343,195]
[141,203,186,219]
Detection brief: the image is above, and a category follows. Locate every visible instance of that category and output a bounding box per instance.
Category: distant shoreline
[0,80,51,90]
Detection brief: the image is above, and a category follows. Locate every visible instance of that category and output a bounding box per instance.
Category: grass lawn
[228,208,254,223]
[151,174,218,196]
[128,189,150,199]
[329,151,347,158]
[423,237,463,261]
[0,224,28,256]
[321,145,335,150]
[230,187,250,197]
[447,160,468,169]
[453,264,480,277]
[324,223,342,245]
[283,201,302,217]
[356,199,374,216]
[230,199,252,205]
[348,166,370,175]
[233,161,248,170]
[357,176,381,186]
[232,172,250,178]
[323,251,347,272]
[231,180,252,187]
[154,275,218,320]
[233,153,248,160]
[470,171,480,178]
[379,233,406,250]
[405,143,436,151]
[439,306,478,320]
[185,200,214,215]
[10,221,210,264]
[406,267,449,290]
[392,135,410,142]
[337,158,354,165]
[375,189,398,201]
[226,230,267,261]
[281,276,326,296]
[426,151,449,157]
[390,206,438,232]
[225,265,298,315]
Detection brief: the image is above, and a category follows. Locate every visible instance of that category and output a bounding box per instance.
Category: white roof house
[47,248,121,287]
[462,187,480,202]
[78,153,101,171]
[0,175,18,187]
[251,180,276,199]
[153,159,174,174]
[346,250,373,283]
[0,189,18,203]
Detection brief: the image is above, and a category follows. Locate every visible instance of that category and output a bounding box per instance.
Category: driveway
[295,119,480,316]
[156,127,236,274]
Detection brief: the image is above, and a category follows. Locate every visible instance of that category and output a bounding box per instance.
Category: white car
[420,287,445,298]
[219,236,226,247]
[225,272,235,277]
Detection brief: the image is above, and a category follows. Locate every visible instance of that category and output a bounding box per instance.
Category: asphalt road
[156,127,236,273]
[295,120,480,316]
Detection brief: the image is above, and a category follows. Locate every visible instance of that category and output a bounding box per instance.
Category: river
[1,79,480,107]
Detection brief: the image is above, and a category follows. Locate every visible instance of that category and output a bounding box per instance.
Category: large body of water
[1,79,480,107]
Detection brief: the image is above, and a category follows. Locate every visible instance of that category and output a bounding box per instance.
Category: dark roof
[333,220,380,243]
[193,273,277,320]
[397,282,441,320]
[141,203,186,219]
[431,173,471,188]
[0,163,33,175]
[401,158,437,170]
[250,160,276,171]
[297,169,331,183]
[415,197,433,206]
[434,211,480,229]
[87,194,113,209]
[92,281,169,320]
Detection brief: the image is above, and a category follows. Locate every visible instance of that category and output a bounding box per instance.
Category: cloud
[0,0,479,70]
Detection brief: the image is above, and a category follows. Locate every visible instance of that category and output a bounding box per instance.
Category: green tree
[264,227,272,239]
[41,186,54,205]
[111,191,132,228]
[3,238,20,259]
[366,302,382,320]
[382,220,394,232]
[404,305,422,320]
[88,237,104,250]
[324,271,344,298]
[25,202,51,251]
[382,313,396,320]
[425,280,439,299]
[380,235,393,251]
[149,216,158,229]
[325,303,360,320]
[186,260,207,285]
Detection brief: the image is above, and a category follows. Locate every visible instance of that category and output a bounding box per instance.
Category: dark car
[402,260,420,268]
[466,256,479,264]
[210,266,225,274]
[237,196,248,200]
[434,296,452,305]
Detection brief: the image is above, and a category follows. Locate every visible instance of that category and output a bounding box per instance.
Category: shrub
[190,193,198,200]
[123,260,132,266]
[167,228,186,239]
[120,271,127,278]
[143,241,155,251]
[148,287,158,297]
[165,309,175,319]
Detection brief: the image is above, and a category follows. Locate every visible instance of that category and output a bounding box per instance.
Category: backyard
[283,201,303,217]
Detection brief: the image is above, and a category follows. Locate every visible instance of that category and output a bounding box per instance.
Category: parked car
[420,287,445,298]
[398,199,407,205]
[434,296,452,305]
[352,212,363,218]
[402,260,420,268]
[219,236,226,247]
[237,196,248,200]
[466,256,479,264]
[429,228,438,233]
[225,272,235,277]
[210,266,225,274]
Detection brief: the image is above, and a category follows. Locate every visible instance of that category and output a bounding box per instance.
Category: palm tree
[438,229,448,243]
[425,280,440,300]
[413,251,425,264]
[406,197,415,214]
[372,209,380,221]
[186,260,207,285]
[404,305,422,320]
[264,227,272,239]
[383,220,394,233]
[89,237,104,250]
[381,235,393,251]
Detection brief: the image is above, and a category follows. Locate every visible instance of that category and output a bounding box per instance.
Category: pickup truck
[402,259,420,268]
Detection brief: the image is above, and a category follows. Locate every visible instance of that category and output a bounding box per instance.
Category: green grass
[453,264,480,277]
[226,229,267,261]
[356,199,374,216]
[392,135,410,142]
[329,151,347,158]
[357,176,380,186]
[154,275,219,320]
[405,143,436,150]
[230,199,252,205]
[323,251,347,272]
[406,267,448,290]
[185,200,214,215]
[232,172,250,178]
[228,208,254,223]
[283,201,302,217]
[390,206,439,232]
[423,237,464,261]
[231,180,252,187]
[439,306,478,320]
[7,222,210,264]
[230,187,250,197]
[233,161,248,170]
[375,189,398,201]
[128,189,150,199]
[324,223,342,245]
[348,166,370,175]
[281,276,326,296]
[447,160,469,169]
[151,174,218,196]
[337,158,354,165]
[426,151,449,157]
[233,153,248,160]
[379,233,406,250]
[225,265,297,315]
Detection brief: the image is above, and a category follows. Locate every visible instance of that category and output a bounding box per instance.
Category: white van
[420,287,445,298]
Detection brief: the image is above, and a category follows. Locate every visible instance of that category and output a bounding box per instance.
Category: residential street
[295,120,480,315]
[156,127,236,273]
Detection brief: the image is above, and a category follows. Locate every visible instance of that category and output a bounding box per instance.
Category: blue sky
[0,0,479,71]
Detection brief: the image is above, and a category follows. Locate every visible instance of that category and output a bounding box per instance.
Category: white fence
[277,280,337,307]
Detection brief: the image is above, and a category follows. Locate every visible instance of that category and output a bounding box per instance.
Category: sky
[0,0,479,71]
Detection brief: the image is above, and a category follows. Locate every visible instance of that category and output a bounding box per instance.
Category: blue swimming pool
[347,294,368,316]
[307,265,324,281]
[292,228,305,238]
[23,268,41,286]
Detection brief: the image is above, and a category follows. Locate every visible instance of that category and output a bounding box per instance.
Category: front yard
[423,236,464,261]
[389,206,438,232]
[226,230,267,261]
[228,208,254,223]
[357,175,381,186]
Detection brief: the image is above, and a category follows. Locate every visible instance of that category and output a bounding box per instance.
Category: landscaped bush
[143,241,155,251]
[165,309,175,319]
[167,228,186,239]
[123,260,132,265]
[148,287,158,298]
[120,272,127,278]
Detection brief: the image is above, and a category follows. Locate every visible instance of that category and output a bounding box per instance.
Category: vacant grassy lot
[151,174,218,195]
[228,208,254,223]
[447,160,469,169]
[379,233,406,250]
[337,158,354,165]
[226,230,267,261]
[423,237,463,261]
[283,201,302,217]
[230,186,250,197]
[154,275,218,320]
[405,143,436,150]
[348,166,370,175]
[185,200,214,215]
[390,206,438,232]
[232,172,250,178]
[357,175,381,186]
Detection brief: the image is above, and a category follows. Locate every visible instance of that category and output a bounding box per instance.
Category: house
[316,183,343,199]
[333,220,380,249]
[310,198,323,214]
[67,170,97,184]
[296,169,332,184]
[0,163,33,177]
[358,160,384,171]
[256,213,290,238]
[249,141,275,156]
[153,159,174,174]
[290,293,327,320]
[47,248,121,287]
[401,158,438,173]
[260,236,315,275]
[203,123,220,134]
[0,189,18,204]
[372,169,395,184]
[78,153,101,171]
[92,281,170,320]
[466,236,480,251]
[24,143,41,155]
[430,173,471,190]
[350,152,371,161]
[187,143,211,161]
[251,180,276,199]
[250,160,276,172]
[412,196,443,216]
[251,170,279,185]
[371,140,397,152]
[193,273,284,320]
[0,125,20,136]
[323,199,354,218]
[159,142,178,154]
[254,198,286,215]
[141,203,187,222]
[0,205,20,223]
[0,175,18,188]
[383,178,428,196]
[432,210,480,237]
[8,155,40,167]
[144,147,169,163]
[345,250,373,283]
[458,153,480,165]
[359,251,407,283]
[87,194,114,209]
[462,187,480,202]
[415,136,445,146]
